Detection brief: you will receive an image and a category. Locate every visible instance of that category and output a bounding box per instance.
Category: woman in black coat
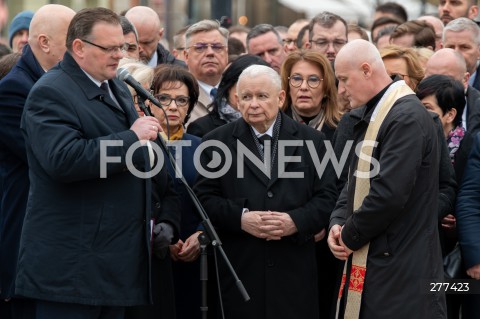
[280,50,342,318]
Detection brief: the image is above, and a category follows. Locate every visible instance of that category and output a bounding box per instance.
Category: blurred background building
[0,0,451,49]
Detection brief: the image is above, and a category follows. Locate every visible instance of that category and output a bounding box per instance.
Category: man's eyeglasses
[283,38,297,45]
[154,94,190,108]
[288,75,323,88]
[81,39,128,55]
[310,39,347,51]
[187,43,226,53]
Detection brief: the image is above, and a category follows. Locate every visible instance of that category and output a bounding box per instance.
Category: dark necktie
[100,82,109,93]
[210,87,217,101]
[258,134,272,159]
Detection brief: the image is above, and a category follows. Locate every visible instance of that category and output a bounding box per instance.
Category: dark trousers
[462,294,480,319]
[36,300,124,319]
[0,298,36,319]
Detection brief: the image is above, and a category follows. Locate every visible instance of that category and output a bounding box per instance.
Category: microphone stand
[136,97,250,319]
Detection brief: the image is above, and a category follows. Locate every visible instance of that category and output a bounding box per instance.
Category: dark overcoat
[330,87,447,319]
[0,44,44,299]
[194,112,337,319]
[457,132,480,270]
[186,111,227,138]
[15,52,173,306]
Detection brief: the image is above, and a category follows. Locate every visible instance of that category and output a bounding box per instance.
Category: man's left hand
[260,211,298,240]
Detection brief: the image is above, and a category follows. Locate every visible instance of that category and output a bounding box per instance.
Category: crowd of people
[1,1,480,319]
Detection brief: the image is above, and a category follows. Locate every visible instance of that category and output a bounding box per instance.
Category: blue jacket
[0,44,44,298]
[457,132,480,269]
[15,51,171,306]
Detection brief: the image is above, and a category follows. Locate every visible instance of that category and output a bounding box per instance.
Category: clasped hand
[241,211,297,240]
[327,224,353,260]
[170,231,202,262]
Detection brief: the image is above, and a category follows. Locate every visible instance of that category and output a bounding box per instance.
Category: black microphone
[116,67,162,108]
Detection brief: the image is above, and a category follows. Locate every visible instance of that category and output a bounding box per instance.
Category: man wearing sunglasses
[184,19,229,124]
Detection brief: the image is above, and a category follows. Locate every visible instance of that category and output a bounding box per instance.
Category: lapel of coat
[60,52,137,120]
[466,86,480,133]
[267,113,300,189]
[472,66,480,92]
[232,119,270,186]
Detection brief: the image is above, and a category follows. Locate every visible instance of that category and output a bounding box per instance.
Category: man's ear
[463,72,471,88]
[469,5,479,20]
[278,89,286,107]
[361,62,371,77]
[71,39,85,57]
[38,34,49,53]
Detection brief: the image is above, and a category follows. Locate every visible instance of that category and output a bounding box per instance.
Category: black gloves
[153,222,174,259]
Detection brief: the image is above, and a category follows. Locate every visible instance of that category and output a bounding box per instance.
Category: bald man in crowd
[125,6,184,67]
[0,5,75,318]
[425,48,480,181]
[328,39,446,319]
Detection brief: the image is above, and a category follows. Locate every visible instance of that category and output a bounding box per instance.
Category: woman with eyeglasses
[187,54,269,138]
[150,64,204,319]
[380,45,425,91]
[280,50,341,140]
[280,49,341,319]
[118,61,184,319]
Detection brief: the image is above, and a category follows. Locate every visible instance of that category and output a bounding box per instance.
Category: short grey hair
[237,65,281,92]
[444,17,480,45]
[246,24,282,49]
[185,19,229,47]
[118,60,154,96]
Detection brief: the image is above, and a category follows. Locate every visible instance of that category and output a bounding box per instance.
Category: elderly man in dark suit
[15,8,179,319]
[0,5,75,319]
[194,64,337,319]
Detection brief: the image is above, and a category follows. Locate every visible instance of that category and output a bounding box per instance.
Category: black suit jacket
[186,110,227,138]
[455,86,480,182]
[194,112,337,319]
[156,43,186,68]
[471,64,480,92]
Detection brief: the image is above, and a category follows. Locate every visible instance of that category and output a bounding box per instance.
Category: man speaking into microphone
[16,7,179,319]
